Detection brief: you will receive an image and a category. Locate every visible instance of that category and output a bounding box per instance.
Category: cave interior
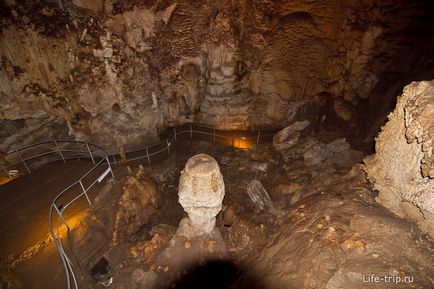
[0,0,433,288]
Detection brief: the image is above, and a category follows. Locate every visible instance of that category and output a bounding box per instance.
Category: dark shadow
[165,260,266,289]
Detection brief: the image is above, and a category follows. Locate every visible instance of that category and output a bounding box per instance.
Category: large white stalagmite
[177,154,225,237]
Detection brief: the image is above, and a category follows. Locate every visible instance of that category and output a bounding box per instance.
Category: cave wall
[364,80,434,239]
[1,0,433,152]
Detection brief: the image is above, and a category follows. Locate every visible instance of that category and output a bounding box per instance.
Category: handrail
[48,148,114,289]
[1,123,279,289]
[108,123,277,165]
[1,140,106,179]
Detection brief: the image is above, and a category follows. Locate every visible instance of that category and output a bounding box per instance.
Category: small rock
[184,241,191,249]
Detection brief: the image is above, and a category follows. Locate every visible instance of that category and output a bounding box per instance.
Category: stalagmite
[177,154,225,237]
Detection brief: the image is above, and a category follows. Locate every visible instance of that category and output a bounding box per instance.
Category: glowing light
[0,176,11,186]
[0,170,19,185]
[53,212,84,239]
[234,137,255,149]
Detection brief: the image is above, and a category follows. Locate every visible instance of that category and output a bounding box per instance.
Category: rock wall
[364,80,434,239]
[1,0,433,152]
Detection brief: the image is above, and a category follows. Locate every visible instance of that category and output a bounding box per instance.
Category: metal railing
[0,140,115,289]
[0,123,278,289]
[48,149,114,289]
[109,123,277,165]
[0,140,107,180]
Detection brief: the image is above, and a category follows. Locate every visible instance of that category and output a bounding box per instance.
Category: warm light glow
[0,175,15,186]
[11,212,85,268]
[234,138,254,149]
[0,170,18,186]
[54,212,84,239]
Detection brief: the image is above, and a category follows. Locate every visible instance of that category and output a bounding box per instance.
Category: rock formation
[177,154,225,237]
[364,80,434,239]
[112,165,158,244]
[154,154,229,287]
[1,1,433,153]
[233,193,434,289]
[273,122,363,168]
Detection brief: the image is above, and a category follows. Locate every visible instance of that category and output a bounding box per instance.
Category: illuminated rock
[177,154,225,237]
[364,80,434,239]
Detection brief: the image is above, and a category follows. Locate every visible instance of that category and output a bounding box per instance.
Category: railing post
[213,128,216,144]
[106,156,115,178]
[3,167,12,180]
[54,205,70,231]
[16,150,31,174]
[112,155,117,165]
[54,140,66,162]
[256,130,261,145]
[79,180,91,205]
[85,142,95,164]
[173,127,177,140]
[190,125,193,139]
[167,139,170,156]
[145,147,151,165]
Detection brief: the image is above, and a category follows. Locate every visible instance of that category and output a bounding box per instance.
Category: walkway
[0,161,105,288]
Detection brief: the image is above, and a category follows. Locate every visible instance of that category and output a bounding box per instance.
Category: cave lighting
[0,170,18,186]
[235,135,254,149]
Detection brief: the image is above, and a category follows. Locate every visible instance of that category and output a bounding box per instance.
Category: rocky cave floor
[68,139,434,289]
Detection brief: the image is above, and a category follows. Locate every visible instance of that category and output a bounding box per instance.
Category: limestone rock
[364,80,434,239]
[1,1,433,152]
[274,126,359,167]
[303,138,351,165]
[112,165,158,244]
[233,194,434,289]
[273,121,310,153]
[130,269,157,289]
[178,154,225,237]
[246,179,283,217]
[71,0,103,12]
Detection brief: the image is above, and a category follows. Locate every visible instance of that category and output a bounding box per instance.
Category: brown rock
[112,166,158,244]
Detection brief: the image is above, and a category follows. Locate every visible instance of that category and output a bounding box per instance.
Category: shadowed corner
[164,259,267,289]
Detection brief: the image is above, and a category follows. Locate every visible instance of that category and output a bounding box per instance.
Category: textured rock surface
[273,123,363,167]
[246,179,283,217]
[1,1,433,152]
[234,194,434,289]
[364,80,434,239]
[112,165,158,244]
[178,154,225,237]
